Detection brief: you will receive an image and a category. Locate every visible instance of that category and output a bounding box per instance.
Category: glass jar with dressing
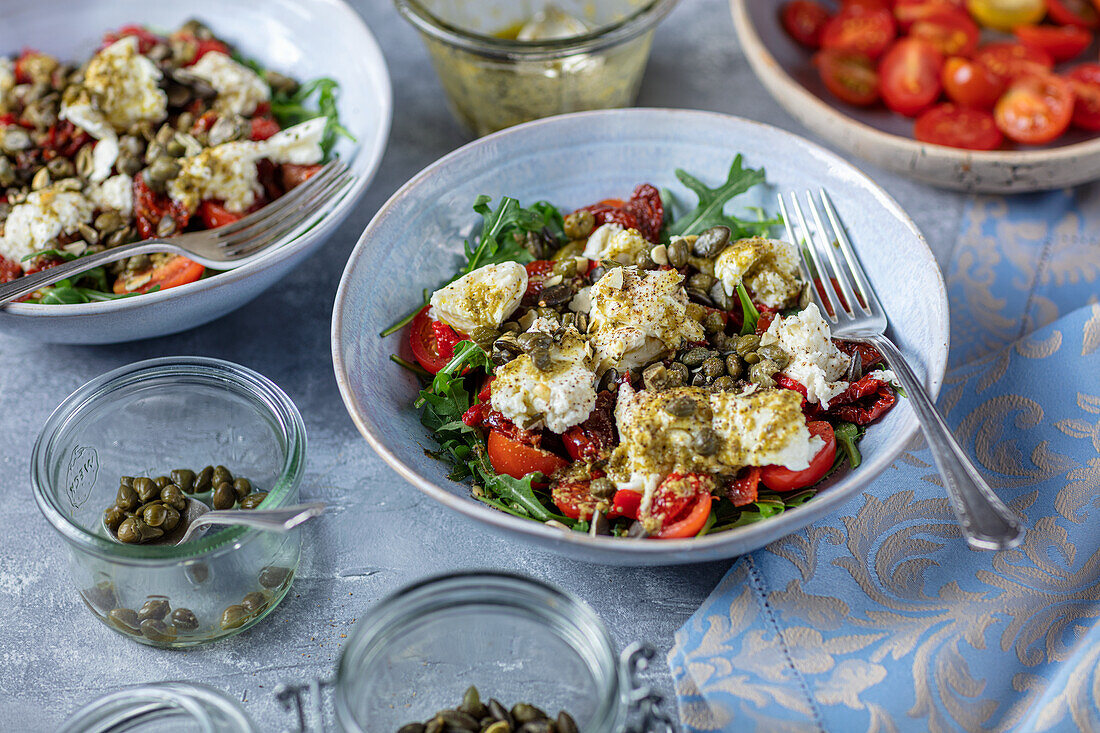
[395,0,681,136]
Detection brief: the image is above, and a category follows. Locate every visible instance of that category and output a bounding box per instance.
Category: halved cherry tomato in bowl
[966,0,1045,32]
[1066,63,1100,129]
[609,489,643,520]
[408,306,462,374]
[487,429,568,481]
[994,72,1076,144]
[197,200,244,229]
[914,103,1005,149]
[894,0,967,30]
[821,6,897,60]
[814,49,880,105]
[942,56,1007,108]
[879,38,945,117]
[1047,0,1100,28]
[551,478,598,521]
[113,255,205,294]
[909,9,980,57]
[1015,24,1093,63]
[975,42,1053,80]
[760,421,837,492]
[643,473,715,539]
[781,0,833,48]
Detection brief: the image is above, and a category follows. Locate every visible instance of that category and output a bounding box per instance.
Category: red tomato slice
[942,56,1007,108]
[814,49,881,105]
[249,116,281,141]
[994,72,1076,144]
[909,10,979,57]
[523,260,556,299]
[914,104,1005,149]
[487,429,568,481]
[281,163,323,190]
[113,255,205,294]
[609,489,643,520]
[190,38,231,64]
[1047,0,1100,28]
[408,306,461,374]
[644,473,715,539]
[879,38,945,117]
[551,479,597,521]
[197,200,244,229]
[654,494,713,539]
[760,421,837,492]
[975,42,1054,80]
[894,0,966,30]
[1015,25,1093,63]
[1066,63,1100,129]
[782,0,833,48]
[821,6,897,60]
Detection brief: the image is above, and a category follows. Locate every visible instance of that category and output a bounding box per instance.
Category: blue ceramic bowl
[332,109,949,565]
[0,0,392,344]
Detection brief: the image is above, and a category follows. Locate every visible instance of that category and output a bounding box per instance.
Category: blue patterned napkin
[668,188,1100,733]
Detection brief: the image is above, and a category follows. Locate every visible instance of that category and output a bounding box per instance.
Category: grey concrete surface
[0,0,966,729]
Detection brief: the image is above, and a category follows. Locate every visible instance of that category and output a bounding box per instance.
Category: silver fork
[778,189,1024,551]
[0,159,353,304]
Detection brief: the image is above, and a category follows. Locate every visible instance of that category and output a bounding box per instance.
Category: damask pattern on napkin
[669,306,1100,732]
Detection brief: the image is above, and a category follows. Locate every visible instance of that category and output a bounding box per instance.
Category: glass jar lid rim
[59,681,257,733]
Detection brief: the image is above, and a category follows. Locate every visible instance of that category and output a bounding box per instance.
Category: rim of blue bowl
[331,107,950,560]
[1,0,392,319]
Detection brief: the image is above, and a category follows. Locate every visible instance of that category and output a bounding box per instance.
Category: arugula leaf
[736,283,760,335]
[269,78,354,157]
[834,421,864,469]
[666,155,768,238]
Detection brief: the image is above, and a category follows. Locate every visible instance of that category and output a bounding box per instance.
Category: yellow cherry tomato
[967,0,1046,31]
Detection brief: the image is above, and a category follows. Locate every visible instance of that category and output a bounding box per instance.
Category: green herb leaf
[666,155,769,239]
[736,282,760,335]
[834,421,864,469]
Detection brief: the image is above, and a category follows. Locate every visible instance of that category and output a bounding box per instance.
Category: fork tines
[778,190,880,325]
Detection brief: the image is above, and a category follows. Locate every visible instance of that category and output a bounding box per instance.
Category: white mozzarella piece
[428,261,528,334]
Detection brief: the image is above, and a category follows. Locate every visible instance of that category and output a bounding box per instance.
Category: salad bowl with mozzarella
[333,109,948,564]
[0,0,390,343]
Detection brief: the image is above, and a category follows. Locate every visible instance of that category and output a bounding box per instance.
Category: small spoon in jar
[108,500,326,546]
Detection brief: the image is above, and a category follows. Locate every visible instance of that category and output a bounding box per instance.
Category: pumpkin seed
[693,225,731,258]
[667,237,690,268]
[589,509,611,536]
[30,167,50,190]
[663,394,696,417]
[709,280,735,311]
[695,427,721,455]
[589,477,615,499]
[156,215,177,237]
[1,127,31,152]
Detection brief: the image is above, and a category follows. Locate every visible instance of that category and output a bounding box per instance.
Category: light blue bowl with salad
[0,0,390,343]
[332,108,949,565]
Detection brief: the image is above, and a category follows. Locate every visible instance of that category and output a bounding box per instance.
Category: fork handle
[866,334,1024,551]
[0,239,174,305]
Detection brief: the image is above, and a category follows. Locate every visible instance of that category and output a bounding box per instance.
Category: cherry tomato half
[760,421,837,492]
[914,103,1005,149]
[814,49,881,105]
[487,429,568,481]
[911,10,980,57]
[1066,63,1100,130]
[408,306,461,374]
[1015,24,1093,63]
[879,38,945,117]
[821,6,897,60]
[197,200,243,229]
[280,163,324,191]
[1047,0,1100,28]
[894,0,967,31]
[975,42,1054,80]
[644,473,715,539]
[942,56,1007,108]
[113,255,205,294]
[994,72,1076,144]
[551,478,598,521]
[966,0,1045,32]
[782,0,833,48]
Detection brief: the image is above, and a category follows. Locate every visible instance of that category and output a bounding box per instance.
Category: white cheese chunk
[83,37,167,130]
[761,303,849,408]
[187,51,270,116]
[87,174,134,218]
[428,261,528,334]
[582,224,650,264]
[491,327,597,434]
[714,237,803,310]
[58,100,118,182]
[0,185,94,269]
[587,266,705,374]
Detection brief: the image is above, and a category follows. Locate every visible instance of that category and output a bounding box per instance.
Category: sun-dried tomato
[830,376,896,425]
[624,183,664,242]
[584,203,639,233]
[42,121,91,160]
[101,25,164,54]
[726,466,761,507]
[0,255,23,283]
[481,408,541,447]
[836,340,885,372]
[562,391,617,461]
[133,173,191,240]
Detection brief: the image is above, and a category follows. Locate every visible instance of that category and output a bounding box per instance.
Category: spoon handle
[189,502,326,535]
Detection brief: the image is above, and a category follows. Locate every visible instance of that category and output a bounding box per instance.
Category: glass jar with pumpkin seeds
[395,0,681,137]
[31,357,307,647]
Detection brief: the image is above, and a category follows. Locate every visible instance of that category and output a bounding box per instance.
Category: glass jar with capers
[32,357,307,647]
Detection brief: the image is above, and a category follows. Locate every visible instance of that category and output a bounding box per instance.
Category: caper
[232,478,252,500]
[589,477,615,500]
[172,469,196,493]
[712,376,737,392]
[749,360,780,388]
[116,483,140,511]
[239,492,267,510]
[744,351,761,365]
[557,712,579,733]
[104,505,127,532]
[563,209,595,240]
[702,357,726,379]
[161,505,181,532]
[259,565,292,589]
[725,354,744,379]
[185,562,209,585]
[83,580,117,613]
[757,344,789,369]
[734,334,761,357]
[688,273,717,291]
[212,465,233,486]
[172,607,199,631]
[666,362,690,384]
[220,604,248,630]
[693,225,731,258]
[116,516,141,543]
[680,347,709,367]
[634,249,656,270]
[212,482,235,510]
[46,156,73,178]
[551,258,577,278]
[118,153,143,176]
[241,591,267,615]
[137,598,170,622]
[108,607,140,632]
[132,477,157,503]
[194,465,214,492]
[663,394,696,417]
[695,428,721,455]
[148,155,180,183]
[642,362,668,391]
[703,311,725,334]
[471,325,499,349]
[517,332,552,353]
[151,476,170,489]
[140,618,176,642]
[530,348,553,372]
[142,503,169,528]
[161,483,188,510]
